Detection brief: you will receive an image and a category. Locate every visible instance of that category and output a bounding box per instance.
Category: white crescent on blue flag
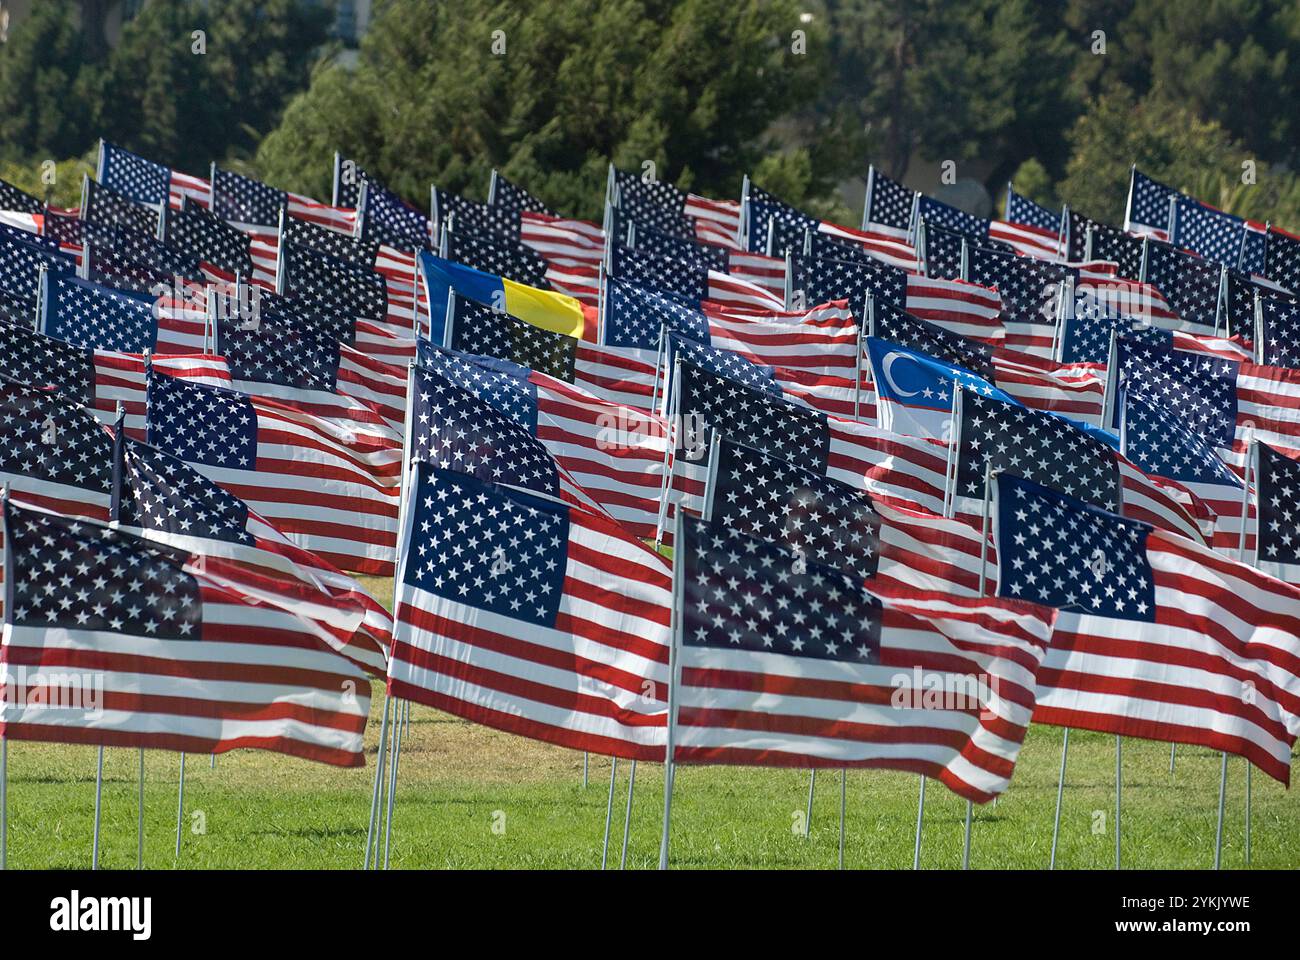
[864,336,1014,439]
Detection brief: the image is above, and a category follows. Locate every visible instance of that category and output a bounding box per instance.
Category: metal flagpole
[652,357,682,548]
[838,769,846,870]
[601,758,619,869]
[175,752,185,857]
[382,699,403,869]
[620,760,636,869]
[805,770,815,838]
[363,693,391,868]
[0,736,6,870]
[912,776,926,870]
[1170,743,1177,775]
[1214,751,1228,869]
[137,749,144,869]
[964,460,995,870]
[658,510,685,870]
[361,686,390,868]
[583,753,589,789]
[1049,728,1070,869]
[1115,736,1122,869]
[92,745,105,869]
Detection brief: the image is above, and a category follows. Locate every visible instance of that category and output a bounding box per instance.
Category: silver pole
[0,737,6,870]
[601,758,619,869]
[175,752,185,858]
[583,752,589,789]
[962,801,973,870]
[1242,764,1253,868]
[363,693,391,869]
[382,700,403,869]
[1114,736,1122,870]
[805,770,815,837]
[1049,728,1070,869]
[912,776,926,869]
[658,511,685,871]
[838,769,846,870]
[210,754,215,770]
[1169,743,1176,775]
[137,748,145,869]
[620,760,636,870]
[1214,751,1228,869]
[92,745,105,870]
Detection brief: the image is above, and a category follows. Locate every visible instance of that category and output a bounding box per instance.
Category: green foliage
[0,153,95,209]
[1009,158,1057,209]
[1056,85,1300,228]
[257,0,838,220]
[0,0,329,174]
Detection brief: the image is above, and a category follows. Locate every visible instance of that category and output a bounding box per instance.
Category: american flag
[45,213,201,282]
[667,356,959,523]
[212,165,354,234]
[1221,268,1277,338]
[0,175,43,215]
[669,512,1054,801]
[743,185,817,251]
[609,244,784,311]
[161,201,254,278]
[0,321,231,436]
[386,462,673,760]
[283,213,379,268]
[612,167,694,239]
[405,359,610,522]
[278,241,389,327]
[1263,227,1300,292]
[0,230,75,314]
[789,253,905,312]
[1125,168,1177,239]
[1084,221,1145,280]
[145,371,402,575]
[0,380,113,521]
[1142,239,1224,330]
[431,186,519,239]
[967,245,1071,357]
[917,219,966,280]
[861,166,915,239]
[489,170,557,219]
[992,470,1300,784]
[1258,295,1300,367]
[1059,290,1247,366]
[1170,197,1251,267]
[869,300,1105,424]
[83,176,160,237]
[44,271,209,355]
[443,226,551,289]
[1004,188,1061,235]
[39,272,208,355]
[1119,388,1242,552]
[955,390,1207,544]
[416,346,668,541]
[98,140,209,209]
[605,278,859,379]
[1256,441,1300,584]
[331,153,371,210]
[1112,335,1300,469]
[212,307,406,435]
[612,211,729,272]
[209,284,416,362]
[114,435,393,675]
[0,500,372,766]
[917,195,988,241]
[358,178,433,253]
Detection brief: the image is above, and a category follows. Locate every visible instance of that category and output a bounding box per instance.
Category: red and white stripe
[989,220,1061,261]
[388,472,673,760]
[672,577,1054,802]
[0,547,371,766]
[905,276,1005,344]
[154,383,402,576]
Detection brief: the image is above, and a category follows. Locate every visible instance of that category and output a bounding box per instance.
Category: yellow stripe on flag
[502,278,586,338]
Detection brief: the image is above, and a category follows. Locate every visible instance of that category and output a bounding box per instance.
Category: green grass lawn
[4,574,1297,870]
[3,683,1296,870]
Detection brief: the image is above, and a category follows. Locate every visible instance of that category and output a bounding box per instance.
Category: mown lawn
[3,683,1296,870]
[4,574,1296,870]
